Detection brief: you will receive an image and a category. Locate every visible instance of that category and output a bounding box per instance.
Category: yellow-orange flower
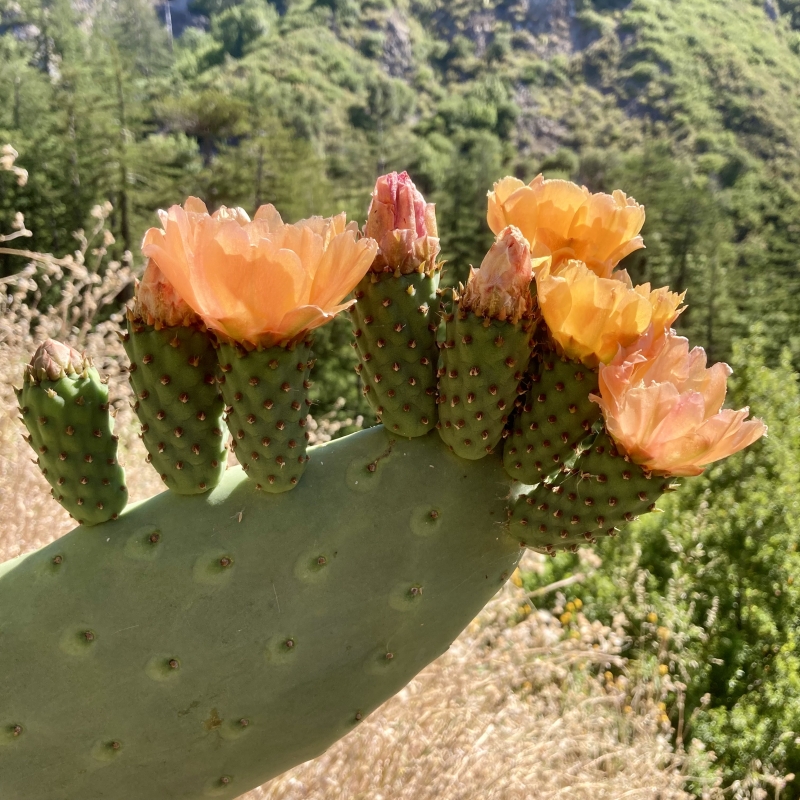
[487,174,645,277]
[142,198,378,346]
[536,260,684,367]
[460,226,543,323]
[592,329,766,476]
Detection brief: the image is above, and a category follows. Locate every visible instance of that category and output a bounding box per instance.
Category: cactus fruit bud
[123,319,227,495]
[26,339,87,384]
[217,340,312,492]
[127,227,227,495]
[503,355,601,484]
[351,172,442,437]
[365,171,439,274]
[20,340,127,525]
[460,226,537,324]
[508,431,669,553]
[438,231,537,460]
[131,260,200,329]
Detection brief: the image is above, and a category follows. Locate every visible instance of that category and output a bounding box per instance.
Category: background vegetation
[1,0,799,794]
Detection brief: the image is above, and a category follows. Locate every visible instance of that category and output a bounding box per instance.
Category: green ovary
[503,355,601,484]
[437,311,533,460]
[217,340,312,493]
[124,320,227,494]
[351,270,441,438]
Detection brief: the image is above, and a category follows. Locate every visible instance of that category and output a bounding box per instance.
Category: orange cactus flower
[536,260,684,367]
[142,197,378,346]
[365,171,439,273]
[460,226,543,323]
[592,329,766,476]
[487,174,645,277]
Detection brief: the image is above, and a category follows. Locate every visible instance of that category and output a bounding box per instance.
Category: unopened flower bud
[460,226,538,322]
[365,171,440,273]
[131,259,200,328]
[27,340,88,384]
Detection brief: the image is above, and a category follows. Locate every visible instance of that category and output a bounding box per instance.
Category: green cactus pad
[0,427,521,800]
[437,310,533,460]
[217,340,312,492]
[124,320,227,494]
[507,432,675,554]
[350,270,441,437]
[18,364,127,526]
[503,355,601,484]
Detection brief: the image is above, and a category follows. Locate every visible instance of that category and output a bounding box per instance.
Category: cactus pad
[507,432,674,553]
[437,311,533,459]
[0,427,521,800]
[217,340,312,492]
[503,355,601,484]
[124,320,227,494]
[350,270,440,437]
[18,349,127,526]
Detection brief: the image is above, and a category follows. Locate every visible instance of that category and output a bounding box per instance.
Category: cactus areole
[1,177,767,798]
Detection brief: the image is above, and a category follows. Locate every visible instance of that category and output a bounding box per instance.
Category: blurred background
[1,0,800,796]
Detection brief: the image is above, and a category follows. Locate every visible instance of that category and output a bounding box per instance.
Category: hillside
[3,0,800,370]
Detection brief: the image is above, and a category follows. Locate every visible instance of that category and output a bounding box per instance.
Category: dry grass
[0,163,720,800]
[248,555,710,800]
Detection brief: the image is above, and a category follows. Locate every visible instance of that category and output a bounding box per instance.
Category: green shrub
[523,330,800,790]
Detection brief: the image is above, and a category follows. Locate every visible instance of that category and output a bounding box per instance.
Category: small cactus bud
[459,227,536,324]
[26,340,88,384]
[131,260,199,328]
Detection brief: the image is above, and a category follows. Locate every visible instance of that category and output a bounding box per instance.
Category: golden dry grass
[249,562,704,800]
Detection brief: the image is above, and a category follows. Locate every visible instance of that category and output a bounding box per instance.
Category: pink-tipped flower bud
[365,171,440,273]
[132,259,200,328]
[27,339,88,384]
[460,226,537,323]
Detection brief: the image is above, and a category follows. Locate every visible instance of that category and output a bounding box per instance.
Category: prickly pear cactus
[124,318,227,494]
[217,340,312,492]
[503,355,601,484]
[0,427,521,800]
[1,176,769,800]
[351,270,441,437]
[437,311,533,459]
[17,340,127,526]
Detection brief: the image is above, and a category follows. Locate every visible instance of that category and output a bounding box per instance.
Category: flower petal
[487,176,527,235]
[537,260,653,366]
[309,232,377,310]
